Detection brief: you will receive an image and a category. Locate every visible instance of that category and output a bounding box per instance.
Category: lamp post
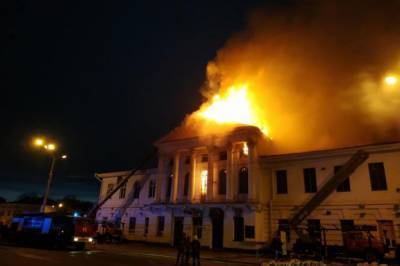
[33,137,67,212]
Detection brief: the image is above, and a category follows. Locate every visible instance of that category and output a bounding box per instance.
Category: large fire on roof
[194,84,269,136]
[177,0,400,154]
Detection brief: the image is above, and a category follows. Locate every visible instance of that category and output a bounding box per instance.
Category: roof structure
[155,121,261,145]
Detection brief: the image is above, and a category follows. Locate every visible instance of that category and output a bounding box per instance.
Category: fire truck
[8,213,96,250]
[2,150,157,249]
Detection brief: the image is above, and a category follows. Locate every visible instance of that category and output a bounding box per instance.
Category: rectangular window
[334,165,351,192]
[340,219,354,232]
[119,182,126,199]
[219,151,227,161]
[144,217,149,236]
[218,169,227,195]
[245,226,255,239]
[307,219,321,239]
[157,216,165,236]
[148,180,156,198]
[278,219,290,231]
[133,182,141,199]
[368,162,388,191]
[129,217,136,233]
[233,216,244,241]
[106,184,114,194]
[276,170,288,194]
[185,156,191,165]
[240,143,249,158]
[192,216,203,239]
[303,168,317,193]
[200,170,208,196]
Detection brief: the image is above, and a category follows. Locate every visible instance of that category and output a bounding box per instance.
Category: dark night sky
[1,0,268,202]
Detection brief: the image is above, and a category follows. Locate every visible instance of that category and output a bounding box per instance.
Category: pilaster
[172,152,180,203]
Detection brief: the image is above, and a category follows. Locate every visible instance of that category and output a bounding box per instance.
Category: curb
[96,248,260,265]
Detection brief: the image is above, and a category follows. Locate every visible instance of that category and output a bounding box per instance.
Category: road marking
[13,251,53,261]
[95,250,254,265]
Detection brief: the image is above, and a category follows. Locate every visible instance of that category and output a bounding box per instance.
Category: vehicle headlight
[73,237,79,242]
[88,237,93,242]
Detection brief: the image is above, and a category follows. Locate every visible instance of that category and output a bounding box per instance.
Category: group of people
[176,233,201,266]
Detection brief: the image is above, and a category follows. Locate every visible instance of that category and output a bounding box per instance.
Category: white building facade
[95,126,400,250]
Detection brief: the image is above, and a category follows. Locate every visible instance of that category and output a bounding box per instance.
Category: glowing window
[243,143,249,156]
[201,170,208,195]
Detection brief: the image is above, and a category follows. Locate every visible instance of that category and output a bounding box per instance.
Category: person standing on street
[271,235,283,260]
[191,235,201,266]
[184,235,191,264]
[176,232,186,265]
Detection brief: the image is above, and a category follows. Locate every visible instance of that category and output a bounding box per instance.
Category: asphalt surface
[0,245,249,266]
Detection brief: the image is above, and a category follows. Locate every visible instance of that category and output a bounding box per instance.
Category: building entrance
[173,216,184,247]
[210,208,224,249]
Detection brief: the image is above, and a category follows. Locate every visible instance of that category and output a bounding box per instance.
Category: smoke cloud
[186,0,400,154]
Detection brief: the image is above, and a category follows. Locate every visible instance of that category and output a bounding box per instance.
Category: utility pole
[32,137,67,213]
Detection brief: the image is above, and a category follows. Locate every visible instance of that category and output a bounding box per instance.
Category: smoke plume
[185,0,400,154]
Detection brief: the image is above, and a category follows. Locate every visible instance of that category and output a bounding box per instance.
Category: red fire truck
[8,213,96,250]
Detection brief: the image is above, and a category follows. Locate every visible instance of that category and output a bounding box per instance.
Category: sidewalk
[94,242,263,265]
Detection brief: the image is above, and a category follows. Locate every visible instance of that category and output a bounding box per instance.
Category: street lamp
[384,75,398,86]
[33,137,68,212]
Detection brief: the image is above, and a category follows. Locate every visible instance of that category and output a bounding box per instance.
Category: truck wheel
[365,249,378,263]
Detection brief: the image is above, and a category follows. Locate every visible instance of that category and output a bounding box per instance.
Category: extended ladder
[87,148,158,218]
[290,150,369,231]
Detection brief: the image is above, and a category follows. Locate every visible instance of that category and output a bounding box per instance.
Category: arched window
[148,180,156,198]
[133,181,141,199]
[183,172,190,197]
[238,167,248,194]
[218,169,227,195]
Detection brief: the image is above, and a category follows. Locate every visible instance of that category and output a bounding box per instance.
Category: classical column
[172,152,180,203]
[226,143,234,201]
[206,147,215,202]
[156,153,166,203]
[189,151,197,202]
[247,140,257,202]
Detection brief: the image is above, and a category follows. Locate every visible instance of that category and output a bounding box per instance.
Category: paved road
[0,245,249,266]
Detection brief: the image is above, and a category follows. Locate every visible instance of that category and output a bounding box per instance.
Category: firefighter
[191,235,201,266]
[271,235,283,260]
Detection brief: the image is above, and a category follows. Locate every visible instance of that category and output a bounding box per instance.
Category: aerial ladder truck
[288,150,369,255]
[88,149,158,242]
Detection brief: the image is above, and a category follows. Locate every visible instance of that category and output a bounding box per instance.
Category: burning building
[94,123,400,250]
[94,0,400,251]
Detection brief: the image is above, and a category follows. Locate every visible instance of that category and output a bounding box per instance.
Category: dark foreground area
[0,245,247,266]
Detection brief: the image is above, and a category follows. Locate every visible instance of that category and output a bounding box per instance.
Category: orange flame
[195,84,269,135]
